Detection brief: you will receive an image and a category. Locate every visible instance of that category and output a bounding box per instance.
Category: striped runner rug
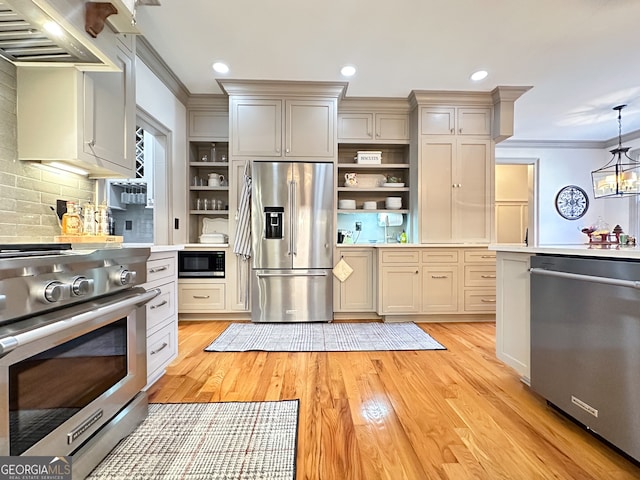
[205,322,446,352]
[86,400,299,480]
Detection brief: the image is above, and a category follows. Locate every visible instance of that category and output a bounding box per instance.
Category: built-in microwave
[178,251,225,278]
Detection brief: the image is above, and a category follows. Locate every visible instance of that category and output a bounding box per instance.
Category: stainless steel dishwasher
[530,254,640,462]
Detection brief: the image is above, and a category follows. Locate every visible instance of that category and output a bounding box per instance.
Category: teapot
[208,174,225,187]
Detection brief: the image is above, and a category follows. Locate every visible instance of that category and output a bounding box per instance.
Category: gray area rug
[86,400,299,480]
[205,322,446,352]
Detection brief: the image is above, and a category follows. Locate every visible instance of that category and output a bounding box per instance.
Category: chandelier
[591,105,640,198]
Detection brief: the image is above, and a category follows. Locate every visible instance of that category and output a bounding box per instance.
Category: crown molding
[187,94,229,111]
[409,89,495,109]
[217,79,348,98]
[135,36,190,106]
[498,139,606,149]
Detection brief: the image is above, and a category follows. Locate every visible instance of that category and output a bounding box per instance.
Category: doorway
[135,107,172,245]
[495,157,538,246]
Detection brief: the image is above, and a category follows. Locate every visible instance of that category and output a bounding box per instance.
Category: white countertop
[337,243,491,248]
[184,243,229,249]
[489,243,640,260]
[123,244,185,252]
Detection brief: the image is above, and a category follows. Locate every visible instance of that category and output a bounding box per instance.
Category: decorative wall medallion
[555,185,589,220]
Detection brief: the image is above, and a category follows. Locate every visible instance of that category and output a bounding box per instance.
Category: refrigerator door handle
[291,180,297,256]
[256,271,328,278]
[287,180,293,257]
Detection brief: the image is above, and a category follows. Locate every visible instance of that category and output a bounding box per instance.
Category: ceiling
[135,0,640,143]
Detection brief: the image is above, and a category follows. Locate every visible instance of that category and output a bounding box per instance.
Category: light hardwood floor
[147,321,640,479]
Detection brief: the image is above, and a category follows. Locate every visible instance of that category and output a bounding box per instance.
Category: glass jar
[82,202,96,235]
[62,202,82,235]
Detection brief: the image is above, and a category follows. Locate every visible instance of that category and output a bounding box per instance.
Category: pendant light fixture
[591,104,640,198]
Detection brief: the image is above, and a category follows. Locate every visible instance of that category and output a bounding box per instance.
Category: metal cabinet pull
[481,274,496,279]
[193,295,210,299]
[431,275,448,279]
[151,342,168,355]
[481,255,494,259]
[150,300,168,309]
[481,298,496,303]
[149,265,169,274]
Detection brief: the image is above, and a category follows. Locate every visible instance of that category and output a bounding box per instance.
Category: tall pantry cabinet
[409,88,530,244]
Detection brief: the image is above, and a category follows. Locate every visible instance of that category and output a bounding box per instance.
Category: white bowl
[363,201,377,210]
[338,199,356,209]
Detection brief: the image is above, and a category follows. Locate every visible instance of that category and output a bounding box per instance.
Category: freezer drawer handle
[529,267,640,289]
[256,272,328,278]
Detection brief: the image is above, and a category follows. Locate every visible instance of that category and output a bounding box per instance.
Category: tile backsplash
[0,58,94,243]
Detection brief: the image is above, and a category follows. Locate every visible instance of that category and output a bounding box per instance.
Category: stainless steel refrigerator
[251,161,333,322]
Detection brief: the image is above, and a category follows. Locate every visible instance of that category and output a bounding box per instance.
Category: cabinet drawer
[147,321,177,379]
[422,250,458,264]
[380,250,420,264]
[146,255,177,284]
[464,290,496,312]
[464,250,496,264]
[464,265,496,287]
[178,283,226,311]
[146,281,176,333]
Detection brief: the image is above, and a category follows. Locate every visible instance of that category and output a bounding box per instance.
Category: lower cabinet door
[422,266,459,312]
[379,266,421,314]
[335,249,375,312]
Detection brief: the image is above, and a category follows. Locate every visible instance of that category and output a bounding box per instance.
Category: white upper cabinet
[220,80,346,161]
[421,106,491,136]
[337,98,410,143]
[230,97,335,158]
[338,112,409,142]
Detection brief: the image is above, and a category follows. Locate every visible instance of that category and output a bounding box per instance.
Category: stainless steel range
[0,244,159,479]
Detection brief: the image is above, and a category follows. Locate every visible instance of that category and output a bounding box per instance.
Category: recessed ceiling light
[470,70,488,81]
[212,62,229,74]
[341,65,356,77]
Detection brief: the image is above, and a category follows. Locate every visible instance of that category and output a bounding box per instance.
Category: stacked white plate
[385,197,402,209]
[338,199,356,209]
[363,201,377,210]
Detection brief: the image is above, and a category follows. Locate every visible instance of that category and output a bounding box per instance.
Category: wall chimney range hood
[0,0,152,68]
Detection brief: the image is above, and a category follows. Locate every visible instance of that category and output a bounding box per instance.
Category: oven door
[0,287,159,457]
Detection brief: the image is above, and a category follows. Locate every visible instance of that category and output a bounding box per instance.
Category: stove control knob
[72,276,94,296]
[115,269,137,286]
[43,281,65,303]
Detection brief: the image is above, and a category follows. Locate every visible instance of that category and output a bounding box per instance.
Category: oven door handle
[0,288,161,356]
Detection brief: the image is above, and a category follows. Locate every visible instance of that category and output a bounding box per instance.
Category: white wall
[135,59,187,244]
[496,144,634,245]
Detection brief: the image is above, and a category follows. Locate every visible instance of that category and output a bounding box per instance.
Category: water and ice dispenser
[264,207,284,239]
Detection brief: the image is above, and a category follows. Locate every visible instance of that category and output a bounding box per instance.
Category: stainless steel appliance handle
[0,288,161,356]
[529,267,640,289]
[256,271,328,278]
[287,180,293,257]
[291,180,297,256]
